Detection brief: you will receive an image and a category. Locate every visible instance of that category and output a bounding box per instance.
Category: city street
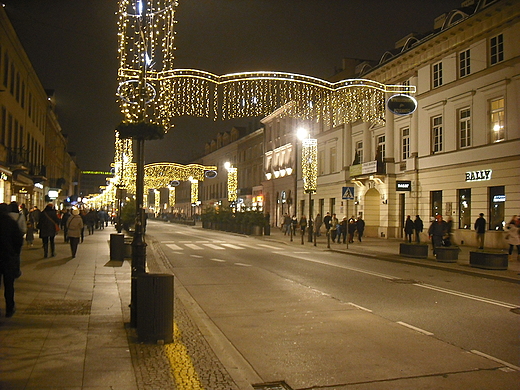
[147,220,520,390]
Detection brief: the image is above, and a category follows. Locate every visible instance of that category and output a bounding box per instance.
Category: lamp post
[225,162,238,210]
[298,128,317,243]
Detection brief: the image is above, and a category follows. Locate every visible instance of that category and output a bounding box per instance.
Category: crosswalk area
[162,241,279,252]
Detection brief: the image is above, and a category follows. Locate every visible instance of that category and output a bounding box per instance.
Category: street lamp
[298,128,317,243]
[225,162,238,209]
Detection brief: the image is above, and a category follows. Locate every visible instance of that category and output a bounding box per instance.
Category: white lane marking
[397,321,434,336]
[221,243,245,249]
[258,244,282,249]
[235,262,252,267]
[186,244,203,250]
[471,350,520,371]
[203,243,225,250]
[348,302,373,312]
[415,283,518,309]
[210,258,226,263]
[190,255,203,258]
[166,244,183,251]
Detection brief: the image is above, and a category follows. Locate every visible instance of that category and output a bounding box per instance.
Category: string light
[302,138,318,193]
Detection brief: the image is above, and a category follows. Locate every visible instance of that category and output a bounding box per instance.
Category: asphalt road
[147,220,520,389]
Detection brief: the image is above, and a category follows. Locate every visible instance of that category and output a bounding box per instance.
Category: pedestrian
[414,215,423,243]
[80,209,87,242]
[299,215,307,237]
[0,203,23,317]
[39,203,60,258]
[404,215,415,243]
[340,217,348,244]
[445,216,454,247]
[85,209,98,235]
[428,215,447,255]
[8,201,27,237]
[291,215,298,236]
[504,215,520,260]
[283,213,291,235]
[314,213,322,237]
[474,213,486,249]
[331,213,339,242]
[323,212,332,236]
[356,216,365,242]
[348,216,357,243]
[66,209,84,258]
[61,208,71,243]
[25,206,37,246]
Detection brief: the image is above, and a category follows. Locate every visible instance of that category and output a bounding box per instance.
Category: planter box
[399,243,428,259]
[470,251,508,270]
[435,247,459,263]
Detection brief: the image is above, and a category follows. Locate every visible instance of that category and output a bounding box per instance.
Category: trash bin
[110,233,125,261]
[137,273,174,344]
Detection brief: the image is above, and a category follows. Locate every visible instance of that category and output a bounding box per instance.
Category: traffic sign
[342,186,354,200]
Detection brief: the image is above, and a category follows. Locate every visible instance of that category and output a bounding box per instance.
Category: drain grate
[24,299,92,315]
[253,381,293,390]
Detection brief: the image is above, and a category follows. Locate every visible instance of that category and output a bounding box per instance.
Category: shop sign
[387,94,417,115]
[396,181,412,191]
[465,169,492,182]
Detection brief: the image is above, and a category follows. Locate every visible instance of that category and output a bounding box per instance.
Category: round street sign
[387,94,417,115]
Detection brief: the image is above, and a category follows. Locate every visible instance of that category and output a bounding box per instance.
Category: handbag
[44,211,59,232]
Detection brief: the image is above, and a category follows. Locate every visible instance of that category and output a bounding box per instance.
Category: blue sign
[342,187,355,200]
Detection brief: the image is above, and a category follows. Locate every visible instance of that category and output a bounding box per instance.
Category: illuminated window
[459,108,471,148]
[401,128,410,160]
[490,98,505,142]
[431,116,443,153]
[431,191,442,217]
[432,62,443,88]
[489,186,505,231]
[458,189,471,229]
[459,49,470,77]
[490,34,504,65]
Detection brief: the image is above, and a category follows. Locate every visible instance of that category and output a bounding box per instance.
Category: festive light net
[116,0,415,131]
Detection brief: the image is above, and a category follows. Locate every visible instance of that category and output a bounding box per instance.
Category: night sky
[4,0,462,171]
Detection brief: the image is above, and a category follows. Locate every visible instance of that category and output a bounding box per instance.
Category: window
[318,150,325,175]
[433,61,443,88]
[329,198,336,215]
[431,116,443,153]
[458,189,471,229]
[377,135,385,160]
[489,186,505,231]
[459,108,471,148]
[459,49,470,77]
[329,146,337,173]
[431,191,442,217]
[490,34,504,65]
[401,128,409,160]
[355,141,363,164]
[490,98,505,142]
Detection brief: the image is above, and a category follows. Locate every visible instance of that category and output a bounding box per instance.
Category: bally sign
[465,170,492,182]
[396,181,412,191]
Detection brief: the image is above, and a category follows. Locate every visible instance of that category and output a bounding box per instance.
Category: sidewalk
[261,226,520,283]
[0,227,138,390]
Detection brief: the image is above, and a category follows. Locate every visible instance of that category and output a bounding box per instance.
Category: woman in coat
[39,204,60,258]
[404,215,415,243]
[505,215,520,260]
[66,209,84,258]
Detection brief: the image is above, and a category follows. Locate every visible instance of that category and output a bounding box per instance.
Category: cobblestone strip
[137,238,240,390]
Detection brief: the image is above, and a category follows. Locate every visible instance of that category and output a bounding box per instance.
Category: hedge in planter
[399,242,429,259]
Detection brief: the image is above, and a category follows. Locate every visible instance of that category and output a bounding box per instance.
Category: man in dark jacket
[0,203,23,317]
[474,213,486,249]
[428,215,447,255]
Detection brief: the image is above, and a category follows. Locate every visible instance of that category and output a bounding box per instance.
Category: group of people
[283,212,366,244]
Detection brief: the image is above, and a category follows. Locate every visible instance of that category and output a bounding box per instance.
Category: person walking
[39,204,60,258]
[330,214,339,242]
[347,217,357,243]
[356,216,365,242]
[314,213,323,237]
[428,215,447,256]
[0,203,23,317]
[474,213,486,249]
[61,208,71,243]
[85,209,98,235]
[66,209,84,258]
[25,206,37,246]
[283,213,291,235]
[505,215,520,260]
[8,202,27,237]
[414,215,423,243]
[404,215,415,243]
[340,217,348,244]
[299,215,307,237]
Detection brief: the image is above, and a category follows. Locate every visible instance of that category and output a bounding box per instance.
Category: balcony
[7,148,30,172]
[349,159,386,178]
